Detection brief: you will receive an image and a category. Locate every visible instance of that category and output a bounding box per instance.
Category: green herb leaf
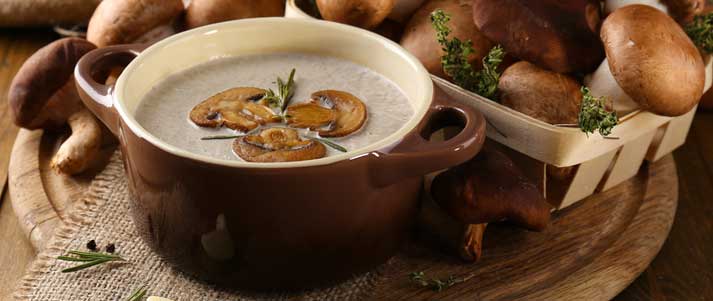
[57,250,125,273]
[578,87,618,137]
[313,137,348,152]
[409,271,473,292]
[263,68,297,115]
[126,286,148,301]
[430,9,505,100]
[685,12,713,53]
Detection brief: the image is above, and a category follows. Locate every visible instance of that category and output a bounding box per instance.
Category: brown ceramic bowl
[75,18,485,290]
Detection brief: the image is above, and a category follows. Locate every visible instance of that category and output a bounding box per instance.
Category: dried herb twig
[125,286,147,301]
[685,12,713,53]
[409,271,475,292]
[57,250,125,273]
[312,137,348,152]
[430,9,505,100]
[578,87,618,137]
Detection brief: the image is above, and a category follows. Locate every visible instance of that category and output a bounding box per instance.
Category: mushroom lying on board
[471,0,604,74]
[87,0,184,47]
[9,38,103,175]
[431,145,552,231]
[233,127,327,162]
[400,0,494,79]
[307,90,367,138]
[185,0,285,29]
[316,0,395,29]
[189,87,282,132]
[585,5,705,116]
[604,0,704,23]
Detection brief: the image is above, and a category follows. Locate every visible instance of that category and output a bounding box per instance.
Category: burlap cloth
[14,152,384,300]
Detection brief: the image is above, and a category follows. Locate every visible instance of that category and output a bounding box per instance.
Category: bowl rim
[114,17,433,169]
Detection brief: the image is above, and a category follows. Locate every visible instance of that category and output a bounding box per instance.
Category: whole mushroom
[585,5,705,116]
[87,0,184,47]
[400,0,494,79]
[387,0,427,23]
[185,0,285,29]
[471,0,604,74]
[8,38,103,175]
[317,0,395,29]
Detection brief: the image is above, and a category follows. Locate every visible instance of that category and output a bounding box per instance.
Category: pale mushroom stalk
[604,0,669,15]
[604,0,704,23]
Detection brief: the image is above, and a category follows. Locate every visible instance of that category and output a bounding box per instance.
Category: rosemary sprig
[201,134,245,140]
[263,68,297,114]
[126,286,147,301]
[57,250,125,273]
[409,271,474,292]
[578,87,618,137]
[685,12,713,53]
[430,9,505,100]
[312,137,348,152]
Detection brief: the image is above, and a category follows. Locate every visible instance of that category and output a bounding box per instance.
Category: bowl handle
[74,44,144,136]
[368,85,486,187]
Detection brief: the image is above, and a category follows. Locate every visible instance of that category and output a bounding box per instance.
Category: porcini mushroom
[233,127,327,162]
[309,90,367,137]
[8,38,103,175]
[604,0,704,23]
[431,145,551,231]
[189,87,281,132]
[400,0,494,79]
[316,0,396,29]
[471,0,604,74]
[86,0,184,47]
[185,0,285,29]
[499,61,583,125]
[585,5,705,116]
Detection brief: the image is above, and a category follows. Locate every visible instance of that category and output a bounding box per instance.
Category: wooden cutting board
[8,128,677,300]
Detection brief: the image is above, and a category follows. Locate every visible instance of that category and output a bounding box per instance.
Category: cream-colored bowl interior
[115,17,433,168]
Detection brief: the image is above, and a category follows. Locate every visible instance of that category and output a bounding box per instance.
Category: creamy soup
[135,53,414,161]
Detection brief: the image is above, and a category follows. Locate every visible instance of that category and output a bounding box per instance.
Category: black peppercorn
[86,240,97,251]
[106,243,116,253]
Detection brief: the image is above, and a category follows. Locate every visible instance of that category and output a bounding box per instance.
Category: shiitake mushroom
[233,127,326,162]
[189,87,281,132]
[316,0,396,29]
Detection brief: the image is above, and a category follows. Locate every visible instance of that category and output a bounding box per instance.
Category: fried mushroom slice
[189,87,281,132]
[233,127,327,162]
[310,90,367,137]
[285,102,337,130]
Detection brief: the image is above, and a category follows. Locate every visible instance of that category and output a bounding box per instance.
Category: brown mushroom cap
[233,127,327,162]
[189,87,281,132]
[185,0,285,29]
[662,0,705,23]
[87,0,184,47]
[498,61,583,125]
[317,0,396,29]
[311,90,367,137]
[472,0,604,74]
[400,0,494,78]
[602,5,705,116]
[431,144,551,231]
[9,37,96,129]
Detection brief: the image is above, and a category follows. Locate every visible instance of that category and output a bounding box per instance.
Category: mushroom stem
[604,0,669,15]
[50,108,102,175]
[584,59,640,115]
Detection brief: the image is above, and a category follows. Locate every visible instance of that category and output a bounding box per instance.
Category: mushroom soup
[135,53,414,161]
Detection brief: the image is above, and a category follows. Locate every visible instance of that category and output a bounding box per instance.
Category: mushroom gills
[189,87,281,132]
[233,127,327,162]
[310,90,367,137]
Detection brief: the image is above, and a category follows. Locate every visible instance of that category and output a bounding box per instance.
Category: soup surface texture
[135,53,414,161]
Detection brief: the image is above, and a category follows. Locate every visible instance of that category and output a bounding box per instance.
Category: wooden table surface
[0,29,711,301]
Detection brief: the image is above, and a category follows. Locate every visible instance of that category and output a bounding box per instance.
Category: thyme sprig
[126,286,147,301]
[430,9,505,100]
[409,271,474,292]
[578,87,618,137]
[685,12,713,53]
[264,68,297,114]
[57,250,125,273]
